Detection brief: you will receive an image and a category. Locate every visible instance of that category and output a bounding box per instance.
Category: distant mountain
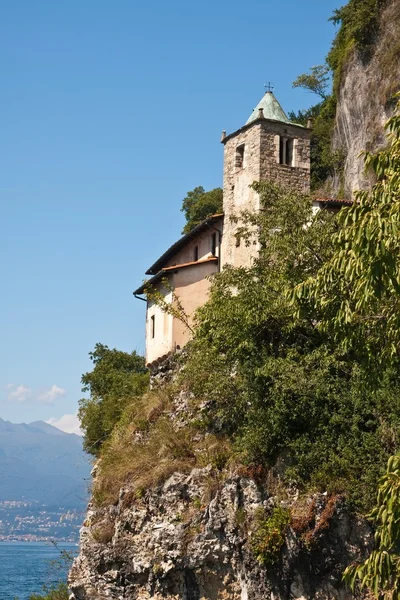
[0,419,91,509]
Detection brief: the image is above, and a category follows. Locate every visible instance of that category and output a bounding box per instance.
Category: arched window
[235,144,245,168]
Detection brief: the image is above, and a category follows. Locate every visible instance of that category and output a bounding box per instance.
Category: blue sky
[1,0,340,432]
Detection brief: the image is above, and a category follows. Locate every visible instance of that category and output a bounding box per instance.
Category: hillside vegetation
[78,103,400,521]
[291,0,394,192]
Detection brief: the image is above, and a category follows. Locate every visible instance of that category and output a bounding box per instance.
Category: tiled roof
[163,257,218,272]
[133,271,165,296]
[145,214,223,275]
[133,257,219,296]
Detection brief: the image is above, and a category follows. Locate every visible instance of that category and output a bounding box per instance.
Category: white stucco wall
[145,290,174,365]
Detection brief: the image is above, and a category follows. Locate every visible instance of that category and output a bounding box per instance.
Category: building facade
[134,215,223,366]
[221,91,311,267]
[134,90,346,367]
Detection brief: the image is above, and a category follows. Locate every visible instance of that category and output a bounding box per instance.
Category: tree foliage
[328,0,388,75]
[182,181,400,510]
[78,343,149,455]
[289,96,344,191]
[181,186,223,234]
[293,103,400,368]
[29,583,69,600]
[344,455,400,599]
[292,65,330,100]
[290,0,389,192]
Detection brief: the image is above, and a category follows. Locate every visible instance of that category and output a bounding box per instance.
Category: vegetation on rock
[291,0,392,192]
[344,455,400,599]
[182,178,400,511]
[78,343,149,455]
[294,103,400,368]
[29,584,69,600]
[251,506,290,565]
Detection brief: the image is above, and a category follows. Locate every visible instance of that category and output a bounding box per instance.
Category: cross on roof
[264,82,274,93]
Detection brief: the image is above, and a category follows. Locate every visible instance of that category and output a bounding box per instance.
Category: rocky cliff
[332,0,400,195]
[68,387,373,600]
[69,476,372,600]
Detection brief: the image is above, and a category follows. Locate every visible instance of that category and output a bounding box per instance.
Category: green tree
[183,182,400,509]
[78,343,149,455]
[289,96,344,191]
[181,186,223,234]
[29,583,69,600]
[293,65,331,100]
[344,455,400,599]
[293,102,400,368]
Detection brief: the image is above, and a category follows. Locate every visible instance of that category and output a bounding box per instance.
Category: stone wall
[259,122,310,191]
[222,123,263,267]
[221,119,310,269]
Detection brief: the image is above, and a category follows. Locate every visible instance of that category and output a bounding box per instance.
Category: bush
[78,343,149,455]
[182,182,400,511]
[29,583,69,600]
[251,506,290,565]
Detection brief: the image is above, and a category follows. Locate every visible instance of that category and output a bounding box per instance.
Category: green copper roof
[246,91,290,125]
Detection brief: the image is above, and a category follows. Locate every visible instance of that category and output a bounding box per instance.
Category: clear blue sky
[1,0,340,431]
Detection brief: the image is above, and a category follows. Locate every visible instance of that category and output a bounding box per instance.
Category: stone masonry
[221,116,311,268]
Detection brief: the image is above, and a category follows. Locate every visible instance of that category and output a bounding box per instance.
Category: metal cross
[264,82,274,93]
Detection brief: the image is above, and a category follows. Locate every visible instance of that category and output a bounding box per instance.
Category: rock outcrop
[69,465,372,600]
[332,0,400,196]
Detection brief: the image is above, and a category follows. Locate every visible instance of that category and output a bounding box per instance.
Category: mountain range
[0,418,91,509]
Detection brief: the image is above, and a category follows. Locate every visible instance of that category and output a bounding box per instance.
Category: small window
[193,245,199,261]
[211,233,217,255]
[235,235,241,248]
[235,144,245,168]
[287,139,294,165]
[150,315,155,338]
[279,137,294,166]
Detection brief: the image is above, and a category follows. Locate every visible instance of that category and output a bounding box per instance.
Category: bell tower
[220,90,311,267]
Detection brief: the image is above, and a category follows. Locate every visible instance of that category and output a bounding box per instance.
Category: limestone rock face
[69,467,371,600]
[332,0,400,196]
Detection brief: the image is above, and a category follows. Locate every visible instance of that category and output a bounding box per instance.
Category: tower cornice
[221,117,311,145]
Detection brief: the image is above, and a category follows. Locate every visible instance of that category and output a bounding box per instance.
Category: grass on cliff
[93,389,232,506]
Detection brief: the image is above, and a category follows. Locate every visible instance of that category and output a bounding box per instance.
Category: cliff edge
[332,0,400,195]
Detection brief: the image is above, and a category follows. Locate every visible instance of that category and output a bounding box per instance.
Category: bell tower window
[235,144,245,168]
[279,137,294,166]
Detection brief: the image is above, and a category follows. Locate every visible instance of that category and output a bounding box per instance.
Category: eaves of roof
[133,271,167,296]
[163,256,218,272]
[314,196,353,206]
[145,213,224,275]
[133,256,219,296]
[222,118,310,145]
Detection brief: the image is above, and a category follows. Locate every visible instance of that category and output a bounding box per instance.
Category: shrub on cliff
[29,583,69,600]
[183,180,400,510]
[78,343,149,455]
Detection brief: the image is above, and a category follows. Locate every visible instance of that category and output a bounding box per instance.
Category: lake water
[0,541,78,600]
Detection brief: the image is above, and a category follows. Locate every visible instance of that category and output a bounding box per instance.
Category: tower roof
[246,91,290,125]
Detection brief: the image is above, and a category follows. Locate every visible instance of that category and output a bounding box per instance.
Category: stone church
[134,90,347,367]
